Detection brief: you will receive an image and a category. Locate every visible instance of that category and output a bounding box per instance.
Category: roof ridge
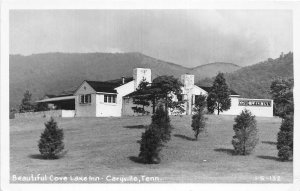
[86,76,133,84]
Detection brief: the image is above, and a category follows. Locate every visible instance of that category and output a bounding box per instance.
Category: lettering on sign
[238,99,271,107]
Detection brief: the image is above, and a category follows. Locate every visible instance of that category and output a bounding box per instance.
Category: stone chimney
[133,68,151,90]
[181,73,194,89]
[180,73,195,115]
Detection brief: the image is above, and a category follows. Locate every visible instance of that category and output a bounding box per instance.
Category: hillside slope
[197,52,294,99]
[10,52,241,108]
[190,62,240,79]
[9,52,187,108]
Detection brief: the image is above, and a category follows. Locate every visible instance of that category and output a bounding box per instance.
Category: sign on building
[238,99,272,107]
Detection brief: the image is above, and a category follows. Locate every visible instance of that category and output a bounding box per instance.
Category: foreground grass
[10,115,292,183]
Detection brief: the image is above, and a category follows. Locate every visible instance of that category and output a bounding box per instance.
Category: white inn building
[36,68,273,118]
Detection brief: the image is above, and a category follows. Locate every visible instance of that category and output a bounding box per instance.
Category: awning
[36,96,76,103]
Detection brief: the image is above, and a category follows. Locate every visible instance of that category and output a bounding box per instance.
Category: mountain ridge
[10,52,239,70]
[197,52,293,99]
[10,51,292,109]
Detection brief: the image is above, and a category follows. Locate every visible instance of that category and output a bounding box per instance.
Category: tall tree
[270,78,294,161]
[131,79,150,115]
[193,94,207,113]
[19,90,34,113]
[207,73,231,115]
[151,75,184,114]
[132,75,184,114]
[270,78,293,119]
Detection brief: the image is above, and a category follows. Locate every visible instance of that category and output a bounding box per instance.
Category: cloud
[10,10,292,67]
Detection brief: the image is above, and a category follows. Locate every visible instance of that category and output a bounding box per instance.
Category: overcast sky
[10,10,292,67]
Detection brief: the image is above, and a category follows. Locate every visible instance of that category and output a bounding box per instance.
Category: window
[79,94,91,104]
[104,94,117,103]
[177,94,183,101]
[81,95,85,104]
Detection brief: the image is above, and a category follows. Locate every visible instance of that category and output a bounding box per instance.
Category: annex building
[36,68,273,118]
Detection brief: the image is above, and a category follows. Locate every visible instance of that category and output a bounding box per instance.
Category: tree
[191,94,207,140]
[270,78,293,161]
[138,105,171,164]
[131,75,184,114]
[277,115,293,161]
[34,102,49,112]
[191,111,206,140]
[232,109,259,155]
[38,117,65,159]
[152,75,183,115]
[138,125,163,164]
[194,94,207,113]
[19,90,35,113]
[131,79,150,115]
[10,108,17,119]
[151,105,173,142]
[270,78,293,118]
[207,73,231,115]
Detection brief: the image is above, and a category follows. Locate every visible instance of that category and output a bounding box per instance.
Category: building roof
[44,94,57,98]
[36,95,76,103]
[198,86,239,96]
[86,77,133,93]
[106,77,134,84]
[124,85,239,98]
[124,91,144,98]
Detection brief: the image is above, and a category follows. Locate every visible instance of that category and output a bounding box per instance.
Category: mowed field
[10,115,293,183]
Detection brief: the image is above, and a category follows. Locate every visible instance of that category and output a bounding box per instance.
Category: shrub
[232,109,259,155]
[270,78,293,118]
[19,90,35,113]
[151,105,170,124]
[191,111,206,140]
[151,105,172,142]
[277,115,293,161]
[191,94,207,140]
[138,105,173,164]
[38,117,65,159]
[10,108,17,119]
[34,102,49,112]
[138,125,163,164]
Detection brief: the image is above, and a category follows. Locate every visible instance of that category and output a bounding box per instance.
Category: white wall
[133,68,152,90]
[216,97,273,117]
[122,97,153,116]
[61,110,75,117]
[180,85,208,115]
[96,81,135,117]
[15,110,75,118]
[75,94,96,117]
[192,85,208,95]
[96,94,120,117]
[74,81,97,117]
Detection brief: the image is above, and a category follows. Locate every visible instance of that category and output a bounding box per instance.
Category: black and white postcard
[1,0,300,191]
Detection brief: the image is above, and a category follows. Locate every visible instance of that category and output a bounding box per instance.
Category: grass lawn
[10,115,293,183]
